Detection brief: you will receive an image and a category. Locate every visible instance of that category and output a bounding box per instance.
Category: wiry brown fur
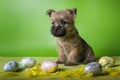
[46,8,96,66]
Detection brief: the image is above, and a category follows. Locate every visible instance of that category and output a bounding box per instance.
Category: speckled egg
[20,57,36,68]
[41,61,58,73]
[3,61,19,72]
[98,56,115,68]
[84,62,102,75]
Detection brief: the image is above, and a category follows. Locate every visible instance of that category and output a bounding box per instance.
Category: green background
[0,0,120,57]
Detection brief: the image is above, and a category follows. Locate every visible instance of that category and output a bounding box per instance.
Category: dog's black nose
[54,26,61,31]
[50,26,66,37]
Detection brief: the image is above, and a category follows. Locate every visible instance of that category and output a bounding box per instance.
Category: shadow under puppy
[46,8,96,66]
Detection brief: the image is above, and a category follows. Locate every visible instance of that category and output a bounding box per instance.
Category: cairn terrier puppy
[46,8,96,66]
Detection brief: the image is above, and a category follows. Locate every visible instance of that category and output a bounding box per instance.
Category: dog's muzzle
[50,26,66,37]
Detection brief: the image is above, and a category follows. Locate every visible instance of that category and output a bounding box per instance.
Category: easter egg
[41,61,58,73]
[98,56,115,68]
[20,57,36,68]
[84,62,102,75]
[3,61,19,72]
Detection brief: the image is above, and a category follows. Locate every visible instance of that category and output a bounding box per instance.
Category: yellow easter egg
[98,56,115,68]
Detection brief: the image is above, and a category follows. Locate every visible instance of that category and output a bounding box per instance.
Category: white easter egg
[41,61,58,73]
[20,57,36,68]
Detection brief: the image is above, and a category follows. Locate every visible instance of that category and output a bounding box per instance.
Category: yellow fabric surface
[0,57,120,80]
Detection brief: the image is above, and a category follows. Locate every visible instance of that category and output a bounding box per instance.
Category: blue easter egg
[84,62,102,75]
[3,61,19,72]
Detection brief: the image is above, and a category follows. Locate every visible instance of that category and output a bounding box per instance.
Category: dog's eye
[52,22,55,25]
[61,20,67,25]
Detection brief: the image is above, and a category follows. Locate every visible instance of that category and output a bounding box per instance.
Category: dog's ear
[46,9,55,17]
[67,8,77,18]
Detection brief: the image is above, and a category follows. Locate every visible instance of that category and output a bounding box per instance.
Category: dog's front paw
[56,60,65,64]
[64,62,78,66]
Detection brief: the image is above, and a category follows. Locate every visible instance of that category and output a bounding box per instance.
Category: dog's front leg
[65,49,81,66]
[56,45,67,64]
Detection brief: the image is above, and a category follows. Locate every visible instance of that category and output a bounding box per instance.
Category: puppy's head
[46,8,77,37]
